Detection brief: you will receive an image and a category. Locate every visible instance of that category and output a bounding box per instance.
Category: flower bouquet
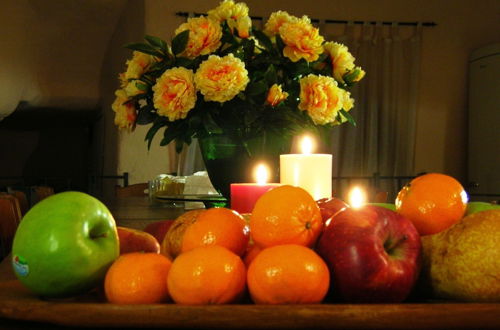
[112,0,365,197]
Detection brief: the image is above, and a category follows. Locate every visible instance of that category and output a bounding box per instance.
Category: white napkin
[183,171,218,209]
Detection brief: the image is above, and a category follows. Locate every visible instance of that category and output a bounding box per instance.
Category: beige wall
[108,0,499,187]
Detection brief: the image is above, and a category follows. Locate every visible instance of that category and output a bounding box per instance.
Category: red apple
[316,205,421,303]
[117,227,160,254]
[316,197,349,225]
[143,220,174,244]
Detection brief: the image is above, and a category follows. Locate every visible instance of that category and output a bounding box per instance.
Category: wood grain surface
[0,255,499,329]
[1,199,499,329]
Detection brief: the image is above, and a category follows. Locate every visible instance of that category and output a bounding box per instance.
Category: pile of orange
[103,174,469,305]
[104,185,330,305]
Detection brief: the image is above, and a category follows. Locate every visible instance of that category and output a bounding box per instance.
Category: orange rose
[121,51,154,87]
[208,0,251,38]
[194,54,249,103]
[175,16,222,58]
[266,84,289,106]
[264,11,297,36]
[323,42,356,82]
[279,17,324,62]
[112,89,136,130]
[298,74,343,125]
[152,67,197,121]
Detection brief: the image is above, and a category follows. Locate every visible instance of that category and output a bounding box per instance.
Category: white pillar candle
[280,136,332,201]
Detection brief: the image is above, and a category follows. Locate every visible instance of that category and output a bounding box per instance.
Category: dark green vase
[198,133,292,200]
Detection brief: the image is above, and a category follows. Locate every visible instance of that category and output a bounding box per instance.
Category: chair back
[374,191,389,203]
[32,186,55,204]
[0,194,22,259]
[115,183,148,198]
[10,190,29,216]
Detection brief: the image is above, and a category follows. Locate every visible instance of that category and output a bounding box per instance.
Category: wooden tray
[1,279,499,329]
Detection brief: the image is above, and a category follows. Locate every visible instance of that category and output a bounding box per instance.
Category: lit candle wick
[301,136,314,154]
[255,164,269,185]
[348,186,366,209]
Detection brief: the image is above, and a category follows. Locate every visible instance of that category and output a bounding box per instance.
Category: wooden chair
[115,183,148,198]
[374,191,389,203]
[0,194,22,260]
[10,190,29,216]
[32,186,55,204]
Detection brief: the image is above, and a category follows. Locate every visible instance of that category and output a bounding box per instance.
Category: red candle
[230,164,280,214]
[231,183,281,214]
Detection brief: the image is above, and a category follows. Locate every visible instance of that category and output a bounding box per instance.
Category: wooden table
[104,196,187,230]
[1,198,499,328]
[1,253,499,329]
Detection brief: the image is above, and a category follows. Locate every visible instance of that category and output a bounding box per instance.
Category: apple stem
[384,235,408,255]
[89,230,108,239]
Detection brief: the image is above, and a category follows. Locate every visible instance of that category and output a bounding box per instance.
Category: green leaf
[246,81,268,96]
[136,82,148,91]
[339,109,357,127]
[160,125,180,146]
[202,112,223,134]
[290,59,311,76]
[252,29,274,52]
[275,35,285,53]
[136,108,156,125]
[144,35,167,51]
[124,42,163,57]
[171,30,190,55]
[343,67,363,85]
[188,114,202,129]
[264,65,277,85]
[175,57,195,68]
[175,138,184,153]
[144,119,166,150]
[241,38,255,60]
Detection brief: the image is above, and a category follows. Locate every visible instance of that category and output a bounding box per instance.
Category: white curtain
[328,22,423,200]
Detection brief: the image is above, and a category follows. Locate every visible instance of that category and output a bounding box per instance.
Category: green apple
[11,191,119,298]
[368,203,397,211]
[465,201,500,216]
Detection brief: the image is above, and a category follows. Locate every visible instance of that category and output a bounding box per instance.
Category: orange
[242,243,262,268]
[104,252,172,304]
[161,209,205,259]
[395,173,468,235]
[181,207,250,257]
[247,244,330,304]
[167,245,246,305]
[249,185,323,248]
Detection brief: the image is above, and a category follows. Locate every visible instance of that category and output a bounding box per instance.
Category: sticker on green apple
[12,254,29,277]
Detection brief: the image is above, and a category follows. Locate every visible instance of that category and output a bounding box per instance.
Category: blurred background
[0,0,498,203]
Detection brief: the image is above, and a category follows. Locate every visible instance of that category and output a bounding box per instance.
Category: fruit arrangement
[10,173,500,304]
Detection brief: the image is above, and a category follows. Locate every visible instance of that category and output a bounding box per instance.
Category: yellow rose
[208,0,251,38]
[124,80,144,97]
[279,17,324,62]
[152,67,197,121]
[342,89,354,111]
[298,74,343,125]
[175,16,222,58]
[112,89,136,130]
[266,84,289,106]
[351,67,366,82]
[264,11,297,36]
[122,51,154,85]
[194,54,249,103]
[323,42,355,82]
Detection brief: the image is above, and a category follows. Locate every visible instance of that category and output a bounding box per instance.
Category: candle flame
[300,135,314,154]
[255,163,269,185]
[348,186,366,209]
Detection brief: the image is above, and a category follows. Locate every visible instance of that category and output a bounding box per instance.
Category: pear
[465,201,500,216]
[421,209,500,302]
